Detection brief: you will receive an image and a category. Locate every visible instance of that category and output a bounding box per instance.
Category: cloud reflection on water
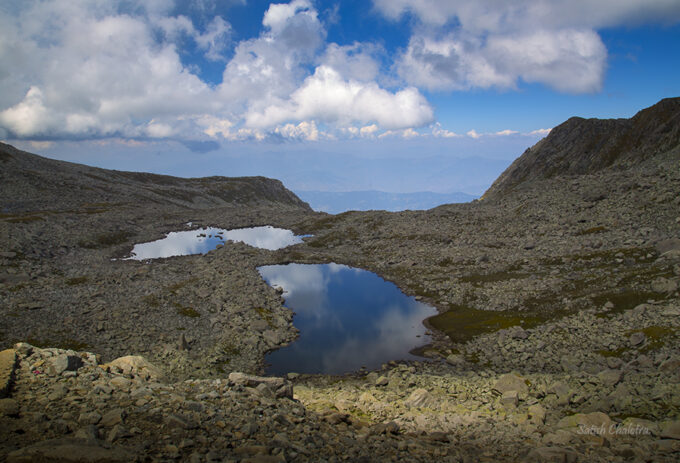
[125,225,306,260]
[258,263,437,375]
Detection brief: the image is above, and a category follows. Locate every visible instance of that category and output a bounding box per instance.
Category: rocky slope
[0,142,310,213]
[1,98,679,461]
[484,96,680,198]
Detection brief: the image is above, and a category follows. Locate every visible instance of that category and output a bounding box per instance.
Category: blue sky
[1,0,679,195]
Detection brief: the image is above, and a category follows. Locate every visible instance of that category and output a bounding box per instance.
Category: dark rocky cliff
[483,97,680,199]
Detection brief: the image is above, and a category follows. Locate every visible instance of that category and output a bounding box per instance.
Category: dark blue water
[258,263,437,375]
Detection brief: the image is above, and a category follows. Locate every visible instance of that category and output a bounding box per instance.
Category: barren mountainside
[0,142,310,212]
[484,97,680,198]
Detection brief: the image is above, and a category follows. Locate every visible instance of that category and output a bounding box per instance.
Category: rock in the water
[493,373,528,394]
[6,438,136,463]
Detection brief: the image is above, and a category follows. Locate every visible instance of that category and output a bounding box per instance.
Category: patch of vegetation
[597,347,628,358]
[142,294,160,307]
[1,214,45,224]
[460,270,528,284]
[166,277,199,294]
[65,276,88,286]
[78,230,134,249]
[637,326,677,353]
[7,284,26,292]
[577,225,608,235]
[174,303,200,318]
[437,257,453,267]
[220,342,241,356]
[427,304,550,344]
[254,306,275,326]
[308,227,359,248]
[592,290,664,318]
[25,337,90,351]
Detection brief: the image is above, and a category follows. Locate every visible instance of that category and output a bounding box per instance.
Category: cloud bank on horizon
[1,0,679,144]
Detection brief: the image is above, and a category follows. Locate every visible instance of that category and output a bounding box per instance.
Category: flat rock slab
[0,349,17,398]
[6,438,137,463]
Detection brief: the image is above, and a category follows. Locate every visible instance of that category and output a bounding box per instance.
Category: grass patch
[174,303,200,318]
[26,337,90,351]
[592,290,664,317]
[1,214,44,223]
[166,277,199,294]
[142,294,160,307]
[254,306,275,327]
[577,226,608,235]
[637,326,677,353]
[597,347,628,358]
[65,276,88,286]
[79,230,134,249]
[427,304,549,344]
[460,270,528,284]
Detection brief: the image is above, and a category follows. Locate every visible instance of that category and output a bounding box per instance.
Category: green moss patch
[79,230,134,249]
[175,304,200,318]
[577,226,608,235]
[427,304,549,344]
[592,290,664,318]
[65,276,88,286]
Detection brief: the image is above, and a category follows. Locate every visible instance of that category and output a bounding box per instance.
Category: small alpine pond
[125,225,307,260]
[258,263,437,375]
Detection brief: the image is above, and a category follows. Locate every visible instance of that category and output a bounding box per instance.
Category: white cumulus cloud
[376,0,679,93]
[245,66,433,130]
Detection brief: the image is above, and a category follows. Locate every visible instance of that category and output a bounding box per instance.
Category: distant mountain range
[295,190,478,214]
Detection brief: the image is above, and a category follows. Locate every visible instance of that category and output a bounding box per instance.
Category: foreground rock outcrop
[1,340,678,462]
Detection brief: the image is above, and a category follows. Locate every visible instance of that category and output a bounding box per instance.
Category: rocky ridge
[484,97,680,198]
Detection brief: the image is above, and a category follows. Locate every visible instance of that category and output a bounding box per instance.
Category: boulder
[597,369,623,387]
[101,356,161,380]
[629,332,646,347]
[493,373,529,394]
[228,372,293,399]
[404,388,434,408]
[48,355,83,376]
[557,412,614,437]
[501,390,519,407]
[528,404,546,425]
[660,420,680,440]
[655,238,680,255]
[99,409,126,428]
